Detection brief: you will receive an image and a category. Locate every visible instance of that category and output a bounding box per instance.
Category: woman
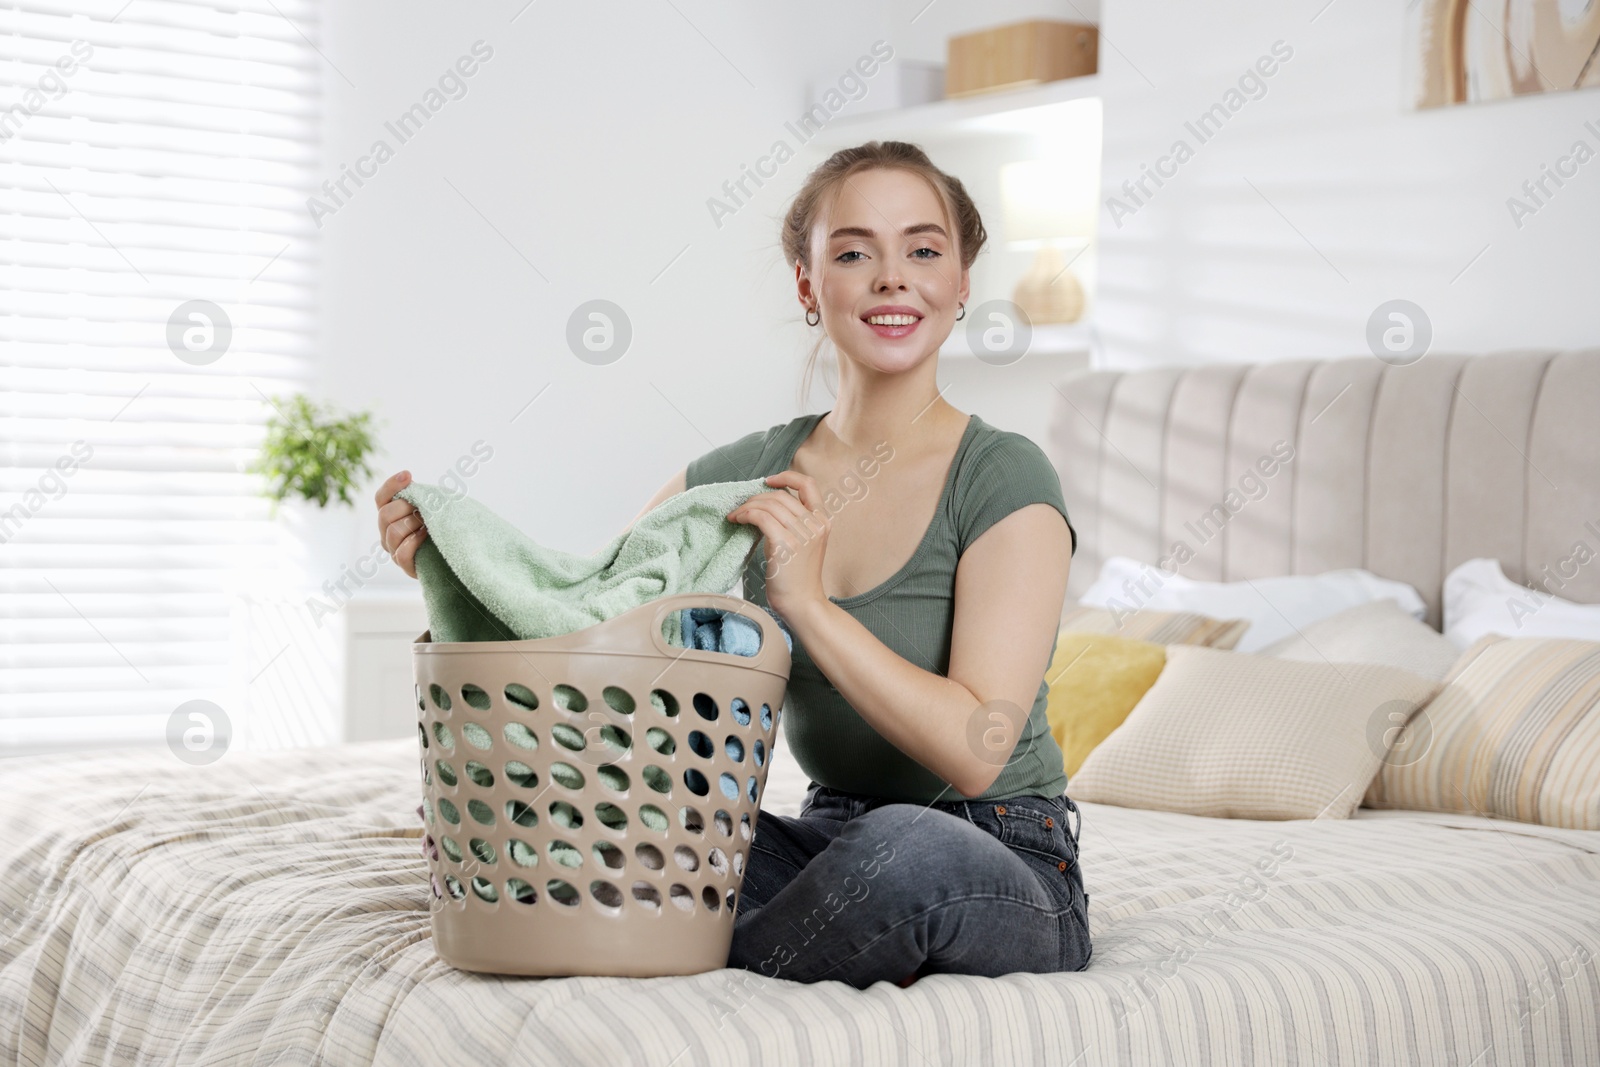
[375,140,1090,990]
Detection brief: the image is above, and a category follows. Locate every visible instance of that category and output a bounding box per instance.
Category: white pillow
[1442,557,1600,648]
[1078,556,1427,653]
[1259,598,1461,681]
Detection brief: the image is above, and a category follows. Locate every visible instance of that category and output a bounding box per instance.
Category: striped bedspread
[2,737,1597,1066]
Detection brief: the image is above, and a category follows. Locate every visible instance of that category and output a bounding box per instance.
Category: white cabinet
[342,592,430,742]
[231,586,427,748]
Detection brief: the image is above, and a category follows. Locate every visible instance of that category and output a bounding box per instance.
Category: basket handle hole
[674,607,767,658]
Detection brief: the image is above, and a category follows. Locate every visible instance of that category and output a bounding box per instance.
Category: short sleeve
[685,425,777,489]
[954,432,1077,557]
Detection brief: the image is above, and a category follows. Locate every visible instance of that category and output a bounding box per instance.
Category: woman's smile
[863,317,921,339]
[861,304,927,340]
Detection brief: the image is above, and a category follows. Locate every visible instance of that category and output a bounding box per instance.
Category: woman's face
[802,167,968,374]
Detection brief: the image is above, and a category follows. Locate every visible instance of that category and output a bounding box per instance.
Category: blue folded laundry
[680,605,794,657]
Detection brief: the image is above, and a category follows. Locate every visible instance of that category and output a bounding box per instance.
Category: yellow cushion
[1045,631,1168,778]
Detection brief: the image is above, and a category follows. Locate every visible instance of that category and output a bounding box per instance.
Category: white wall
[319,2,815,578]
[316,0,1594,582]
[1087,0,1599,370]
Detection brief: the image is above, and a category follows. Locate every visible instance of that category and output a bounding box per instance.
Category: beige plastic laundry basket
[413,592,792,977]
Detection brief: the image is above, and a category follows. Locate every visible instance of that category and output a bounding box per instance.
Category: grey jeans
[726,782,1092,989]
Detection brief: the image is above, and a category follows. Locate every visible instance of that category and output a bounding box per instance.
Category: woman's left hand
[726,471,831,621]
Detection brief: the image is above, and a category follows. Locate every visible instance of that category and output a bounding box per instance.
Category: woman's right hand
[376,470,427,579]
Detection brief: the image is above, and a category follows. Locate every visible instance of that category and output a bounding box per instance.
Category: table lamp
[1000,158,1096,324]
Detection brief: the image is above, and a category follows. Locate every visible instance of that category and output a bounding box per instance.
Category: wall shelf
[805,74,1102,149]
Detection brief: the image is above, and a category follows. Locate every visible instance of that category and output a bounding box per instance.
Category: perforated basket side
[413,593,791,978]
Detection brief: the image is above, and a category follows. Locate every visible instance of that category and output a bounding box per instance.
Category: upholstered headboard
[1043,348,1600,627]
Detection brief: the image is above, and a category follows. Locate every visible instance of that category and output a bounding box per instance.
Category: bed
[3,347,1598,1065]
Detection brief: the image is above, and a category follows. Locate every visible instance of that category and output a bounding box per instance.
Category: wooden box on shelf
[946,20,1098,98]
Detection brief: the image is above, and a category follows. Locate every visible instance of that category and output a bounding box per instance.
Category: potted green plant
[247,393,382,586]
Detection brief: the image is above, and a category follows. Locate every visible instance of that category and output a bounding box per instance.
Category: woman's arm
[595,468,686,553]
[630,468,687,526]
[783,502,1072,798]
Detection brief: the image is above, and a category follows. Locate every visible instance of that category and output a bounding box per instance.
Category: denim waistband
[804,783,1082,844]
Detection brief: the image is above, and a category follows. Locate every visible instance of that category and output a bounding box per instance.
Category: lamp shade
[1000,158,1097,247]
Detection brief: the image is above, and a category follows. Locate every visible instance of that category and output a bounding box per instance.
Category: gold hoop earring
[955,303,966,322]
[806,305,820,327]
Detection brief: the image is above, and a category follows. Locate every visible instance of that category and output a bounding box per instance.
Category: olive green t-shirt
[685,411,1078,804]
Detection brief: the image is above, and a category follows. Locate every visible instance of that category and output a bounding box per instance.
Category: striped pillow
[1365,636,1600,829]
[1059,605,1249,648]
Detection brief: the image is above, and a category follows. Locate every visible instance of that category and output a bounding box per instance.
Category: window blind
[0,0,321,755]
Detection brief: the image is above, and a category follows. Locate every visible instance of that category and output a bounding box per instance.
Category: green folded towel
[395,478,769,645]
